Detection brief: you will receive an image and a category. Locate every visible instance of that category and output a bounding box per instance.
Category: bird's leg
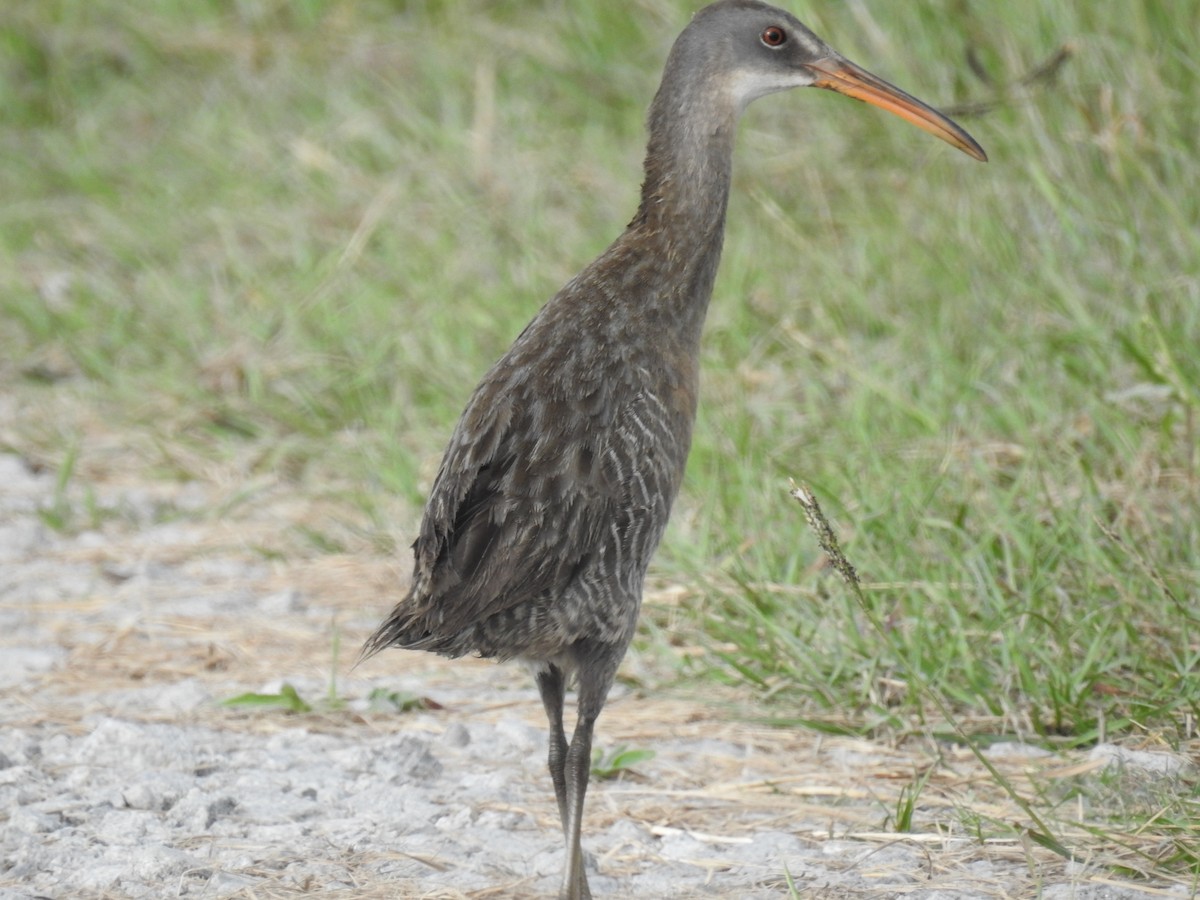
[539,660,594,899]
[560,704,596,900]
[558,646,619,900]
[535,664,570,832]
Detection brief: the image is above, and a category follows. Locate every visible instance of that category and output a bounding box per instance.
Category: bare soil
[1,451,1192,899]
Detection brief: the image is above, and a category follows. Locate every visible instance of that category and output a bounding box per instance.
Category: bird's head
[677,0,986,161]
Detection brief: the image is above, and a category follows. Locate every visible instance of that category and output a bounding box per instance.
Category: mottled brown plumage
[362,2,984,896]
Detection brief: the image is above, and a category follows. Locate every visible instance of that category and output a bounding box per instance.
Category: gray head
[662,0,986,160]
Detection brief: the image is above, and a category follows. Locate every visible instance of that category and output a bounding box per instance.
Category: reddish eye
[761,25,787,47]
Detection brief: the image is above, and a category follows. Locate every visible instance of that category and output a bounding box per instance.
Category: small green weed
[889,766,934,833]
[591,745,656,780]
[221,682,313,714]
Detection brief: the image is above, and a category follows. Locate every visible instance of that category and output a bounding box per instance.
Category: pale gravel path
[0,452,1190,899]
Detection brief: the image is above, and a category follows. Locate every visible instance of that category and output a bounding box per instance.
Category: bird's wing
[399,366,615,643]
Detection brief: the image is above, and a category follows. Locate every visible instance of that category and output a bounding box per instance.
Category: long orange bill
[806,56,987,162]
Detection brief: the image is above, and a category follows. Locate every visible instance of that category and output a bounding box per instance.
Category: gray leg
[560,707,596,900]
[558,644,621,900]
[535,664,570,831]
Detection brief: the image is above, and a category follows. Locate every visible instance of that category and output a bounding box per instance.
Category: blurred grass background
[2,0,1197,862]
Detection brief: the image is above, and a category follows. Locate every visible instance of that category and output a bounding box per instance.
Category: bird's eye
[761,25,787,48]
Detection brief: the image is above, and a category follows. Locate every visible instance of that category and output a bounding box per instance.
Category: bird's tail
[356,591,427,667]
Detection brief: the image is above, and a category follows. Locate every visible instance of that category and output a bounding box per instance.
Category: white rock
[123,782,159,810]
[983,741,1054,760]
[155,678,211,714]
[1089,743,1193,777]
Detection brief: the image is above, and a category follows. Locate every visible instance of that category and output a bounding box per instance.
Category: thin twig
[943,43,1075,118]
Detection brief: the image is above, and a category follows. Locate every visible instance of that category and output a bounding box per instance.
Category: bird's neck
[637,89,738,227]
[622,80,740,348]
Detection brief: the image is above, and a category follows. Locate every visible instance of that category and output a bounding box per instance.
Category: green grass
[2,0,1197,874]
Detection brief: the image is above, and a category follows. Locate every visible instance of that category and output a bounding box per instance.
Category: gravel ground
[0,451,1193,899]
